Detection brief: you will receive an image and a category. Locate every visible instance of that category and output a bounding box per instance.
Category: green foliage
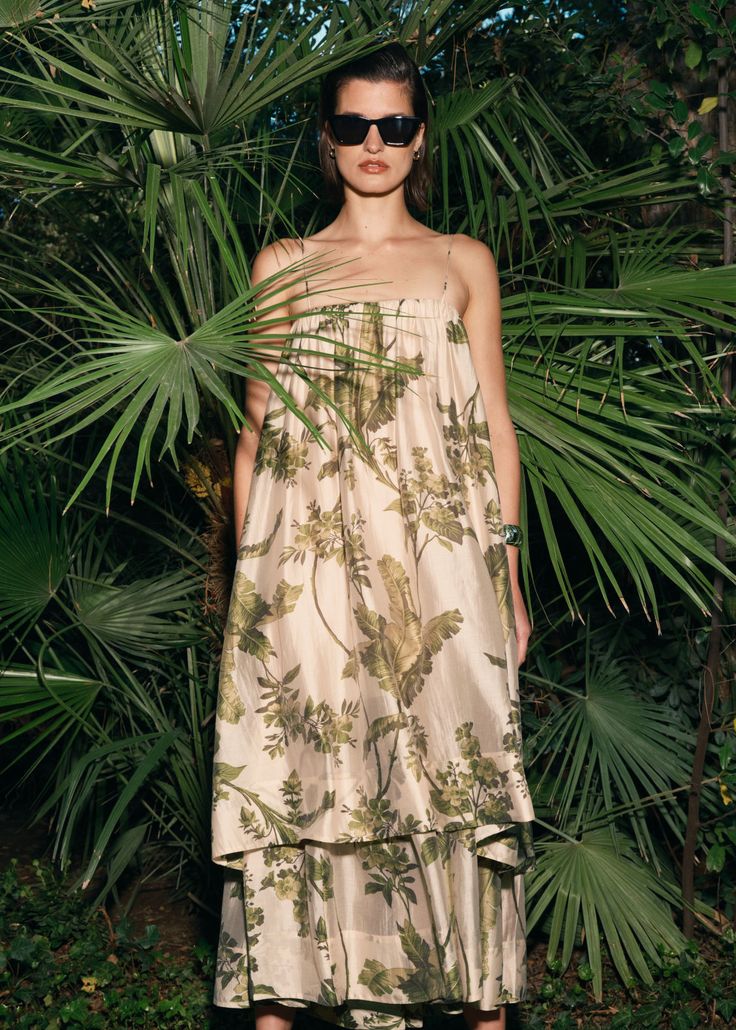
[523,936,736,1028]
[0,454,216,902]
[2,855,733,1028]
[522,607,736,1002]
[0,0,734,1007]
[0,859,219,1029]
[604,0,736,197]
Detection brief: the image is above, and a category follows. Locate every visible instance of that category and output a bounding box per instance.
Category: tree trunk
[681,36,734,939]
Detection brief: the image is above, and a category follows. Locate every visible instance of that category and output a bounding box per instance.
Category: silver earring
[329,146,336,159]
[413,150,420,161]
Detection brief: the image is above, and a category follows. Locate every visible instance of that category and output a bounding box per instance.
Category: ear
[415,122,426,153]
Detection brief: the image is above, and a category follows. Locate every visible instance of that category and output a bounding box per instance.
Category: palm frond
[0,456,69,641]
[529,638,694,860]
[525,827,690,1000]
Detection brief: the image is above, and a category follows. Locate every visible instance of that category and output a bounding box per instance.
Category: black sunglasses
[328,114,423,147]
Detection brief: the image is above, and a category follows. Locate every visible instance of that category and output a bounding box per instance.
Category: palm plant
[521,610,732,997]
[0,0,734,997]
[0,448,214,894]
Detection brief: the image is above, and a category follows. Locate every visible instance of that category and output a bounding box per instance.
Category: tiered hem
[214,822,534,1029]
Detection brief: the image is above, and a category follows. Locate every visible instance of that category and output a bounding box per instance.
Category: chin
[346,177,404,197]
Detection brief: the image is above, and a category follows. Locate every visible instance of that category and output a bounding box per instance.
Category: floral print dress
[212,276,536,1028]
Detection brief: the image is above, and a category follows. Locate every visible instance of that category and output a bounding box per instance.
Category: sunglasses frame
[327,114,423,148]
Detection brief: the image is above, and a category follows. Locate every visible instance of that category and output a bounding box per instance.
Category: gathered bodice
[283,295,473,386]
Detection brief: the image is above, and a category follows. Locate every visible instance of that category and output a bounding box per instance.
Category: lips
[359,160,388,171]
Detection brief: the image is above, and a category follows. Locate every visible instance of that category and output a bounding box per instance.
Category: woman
[212,42,535,1030]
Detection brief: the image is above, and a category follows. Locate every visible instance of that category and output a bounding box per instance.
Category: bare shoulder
[447,234,499,312]
[452,233,498,277]
[251,237,302,281]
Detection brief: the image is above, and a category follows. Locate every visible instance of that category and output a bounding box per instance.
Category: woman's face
[328,78,425,199]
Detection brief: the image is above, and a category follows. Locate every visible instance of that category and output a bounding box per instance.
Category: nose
[364,123,384,152]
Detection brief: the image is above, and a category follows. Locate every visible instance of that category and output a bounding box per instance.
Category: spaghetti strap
[442,233,455,296]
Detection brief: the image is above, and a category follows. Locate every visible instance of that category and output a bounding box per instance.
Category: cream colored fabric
[212,297,536,1026]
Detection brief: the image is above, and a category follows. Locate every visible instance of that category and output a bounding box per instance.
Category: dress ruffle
[214,822,535,1028]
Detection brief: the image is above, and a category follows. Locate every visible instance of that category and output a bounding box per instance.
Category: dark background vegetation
[0,0,734,1025]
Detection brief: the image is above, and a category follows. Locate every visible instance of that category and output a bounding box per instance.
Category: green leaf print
[256,422,310,484]
[395,445,470,557]
[216,929,248,994]
[396,919,445,999]
[212,762,247,804]
[256,674,359,762]
[446,317,469,346]
[269,579,304,619]
[316,976,339,1007]
[484,650,508,670]
[429,723,514,826]
[420,504,464,544]
[318,457,339,480]
[479,863,499,985]
[405,714,428,782]
[344,787,398,837]
[281,498,351,565]
[217,576,304,729]
[438,388,496,492]
[423,831,460,868]
[304,303,424,437]
[318,436,358,482]
[422,611,465,657]
[355,554,462,708]
[483,498,504,536]
[239,508,283,559]
[357,958,406,997]
[229,769,336,846]
[360,841,419,909]
[227,572,303,660]
[306,853,335,901]
[375,436,398,471]
[420,836,440,866]
[216,646,246,724]
[278,771,338,832]
[484,543,515,642]
[363,713,410,758]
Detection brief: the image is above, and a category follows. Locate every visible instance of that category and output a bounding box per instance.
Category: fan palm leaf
[0,457,70,641]
[69,563,201,655]
[0,237,418,507]
[0,2,379,133]
[525,827,692,1000]
[528,636,695,861]
[0,667,103,774]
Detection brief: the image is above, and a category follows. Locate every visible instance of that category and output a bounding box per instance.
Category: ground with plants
[1,816,734,1030]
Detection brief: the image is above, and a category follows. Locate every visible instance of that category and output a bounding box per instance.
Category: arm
[233,240,296,551]
[460,238,531,665]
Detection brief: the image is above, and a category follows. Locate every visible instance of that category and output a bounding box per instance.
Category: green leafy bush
[0,859,221,1029]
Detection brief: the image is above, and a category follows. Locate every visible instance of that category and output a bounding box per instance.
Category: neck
[329,188,418,243]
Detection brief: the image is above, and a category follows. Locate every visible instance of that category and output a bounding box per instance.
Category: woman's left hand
[511,581,531,665]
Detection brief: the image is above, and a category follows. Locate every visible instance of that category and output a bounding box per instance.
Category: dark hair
[317,42,433,211]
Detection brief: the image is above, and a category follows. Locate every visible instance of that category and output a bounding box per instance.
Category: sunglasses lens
[378,117,420,146]
[329,116,367,145]
[329,115,421,147]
